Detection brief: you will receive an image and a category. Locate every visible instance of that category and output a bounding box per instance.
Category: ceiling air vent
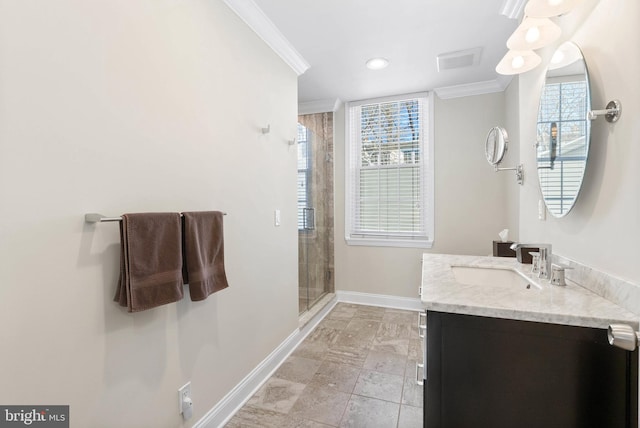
[437,47,483,72]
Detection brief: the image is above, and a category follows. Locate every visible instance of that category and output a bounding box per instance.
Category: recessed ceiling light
[366,57,389,70]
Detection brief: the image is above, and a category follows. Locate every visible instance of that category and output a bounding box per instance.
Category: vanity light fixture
[506,17,561,50]
[365,57,389,70]
[525,0,584,18]
[496,0,583,75]
[496,50,541,75]
[547,41,582,70]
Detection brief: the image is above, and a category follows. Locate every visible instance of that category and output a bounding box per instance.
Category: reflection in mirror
[536,42,591,218]
[485,126,508,166]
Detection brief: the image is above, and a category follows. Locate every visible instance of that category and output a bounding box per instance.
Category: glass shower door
[297,116,334,314]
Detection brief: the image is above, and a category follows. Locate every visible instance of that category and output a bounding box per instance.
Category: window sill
[345,236,434,249]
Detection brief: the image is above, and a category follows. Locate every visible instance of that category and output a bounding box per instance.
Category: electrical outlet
[178,382,192,419]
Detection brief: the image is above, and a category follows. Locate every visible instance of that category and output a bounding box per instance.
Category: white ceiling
[252,0,520,105]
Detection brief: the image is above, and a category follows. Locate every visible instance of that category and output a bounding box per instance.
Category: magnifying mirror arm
[588,99,621,123]
[494,164,524,185]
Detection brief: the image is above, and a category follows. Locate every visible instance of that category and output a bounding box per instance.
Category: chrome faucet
[510,243,553,280]
[537,246,551,280]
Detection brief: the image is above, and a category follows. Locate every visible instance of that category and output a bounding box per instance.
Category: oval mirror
[485,126,508,165]
[536,42,591,218]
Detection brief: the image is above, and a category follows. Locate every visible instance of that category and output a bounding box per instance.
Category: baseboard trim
[194,295,338,428]
[336,290,423,312]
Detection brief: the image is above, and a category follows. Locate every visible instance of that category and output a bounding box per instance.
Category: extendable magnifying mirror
[485,126,508,165]
[485,126,524,185]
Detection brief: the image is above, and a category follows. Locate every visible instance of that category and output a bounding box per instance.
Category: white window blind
[345,93,434,248]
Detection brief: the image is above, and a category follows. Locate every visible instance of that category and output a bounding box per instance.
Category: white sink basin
[451,265,541,290]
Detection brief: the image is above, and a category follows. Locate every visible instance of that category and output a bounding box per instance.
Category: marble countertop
[421,253,639,330]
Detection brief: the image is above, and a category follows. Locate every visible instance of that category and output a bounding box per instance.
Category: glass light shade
[525,26,541,43]
[512,55,525,69]
[524,0,583,18]
[507,17,561,50]
[547,40,583,70]
[496,50,542,75]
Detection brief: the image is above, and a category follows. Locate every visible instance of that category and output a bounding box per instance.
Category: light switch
[538,200,546,221]
[274,209,281,226]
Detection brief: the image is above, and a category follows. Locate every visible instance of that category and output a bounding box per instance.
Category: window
[297,123,312,231]
[345,92,434,248]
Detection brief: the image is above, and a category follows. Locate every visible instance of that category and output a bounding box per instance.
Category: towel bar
[85,212,227,223]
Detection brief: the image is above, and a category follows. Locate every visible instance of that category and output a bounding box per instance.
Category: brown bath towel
[182,211,229,301]
[114,213,184,312]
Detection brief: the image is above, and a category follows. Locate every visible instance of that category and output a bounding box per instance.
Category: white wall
[0,1,299,427]
[335,92,518,297]
[514,0,640,285]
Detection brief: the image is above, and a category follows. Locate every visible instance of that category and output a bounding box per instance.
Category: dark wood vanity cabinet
[425,311,638,428]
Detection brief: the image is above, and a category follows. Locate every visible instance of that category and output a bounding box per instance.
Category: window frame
[344,92,435,248]
[297,123,313,232]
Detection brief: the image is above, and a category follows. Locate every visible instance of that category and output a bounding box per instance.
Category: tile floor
[226,303,424,427]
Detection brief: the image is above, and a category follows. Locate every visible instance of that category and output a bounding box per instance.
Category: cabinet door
[425,311,638,428]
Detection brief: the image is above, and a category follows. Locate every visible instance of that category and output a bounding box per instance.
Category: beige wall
[335,92,517,297]
[503,80,521,238]
[514,0,640,284]
[0,1,298,427]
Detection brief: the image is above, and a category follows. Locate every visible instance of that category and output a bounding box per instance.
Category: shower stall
[297,113,334,314]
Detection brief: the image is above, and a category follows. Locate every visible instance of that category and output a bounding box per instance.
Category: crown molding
[222,0,310,76]
[298,99,342,115]
[434,76,513,100]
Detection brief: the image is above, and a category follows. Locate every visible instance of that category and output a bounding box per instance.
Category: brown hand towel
[182,211,229,301]
[113,213,184,312]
